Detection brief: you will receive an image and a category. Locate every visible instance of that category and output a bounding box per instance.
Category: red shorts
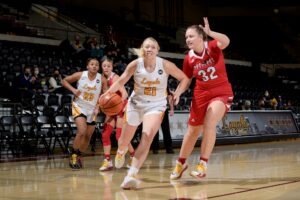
[188,84,234,126]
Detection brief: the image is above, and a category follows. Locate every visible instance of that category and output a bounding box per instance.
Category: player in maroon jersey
[170,17,234,180]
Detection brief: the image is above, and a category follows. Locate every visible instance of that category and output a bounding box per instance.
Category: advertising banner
[161,110,299,141]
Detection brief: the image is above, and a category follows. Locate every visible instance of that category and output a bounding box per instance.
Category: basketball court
[0,139,299,200]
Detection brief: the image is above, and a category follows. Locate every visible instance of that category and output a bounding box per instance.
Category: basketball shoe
[115,147,128,169]
[69,153,82,169]
[170,160,188,180]
[120,174,140,190]
[99,159,113,171]
[190,160,207,179]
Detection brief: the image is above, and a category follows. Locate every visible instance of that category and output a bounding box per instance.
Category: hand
[99,91,111,102]
[199,17,211,36]
[30,76,36,82]
[172,92,181,106]
[94,107,99,115]
[169,109,174,116]
[73,89,81,97]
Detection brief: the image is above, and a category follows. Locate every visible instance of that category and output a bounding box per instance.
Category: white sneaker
[99,159,113,171]
[170,160,188,180]
[190,160,207,179]
[115,147,128,169]
[120,175,140,190]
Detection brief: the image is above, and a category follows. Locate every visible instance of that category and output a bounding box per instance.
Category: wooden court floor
[0,139,300,200]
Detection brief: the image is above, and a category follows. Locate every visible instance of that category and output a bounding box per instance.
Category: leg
[102,117,116,157]
[170,125,202,179]
[73,117,88,151]
[115,115,135,154]
[115,115,135,168]
[121,113,162,189]
[151,131,159,154]
[201,100,226,159]
[114,123,138,169]
[99,117,115,171]
[117,123,138,151]
[69,116,87,169]
[79,124,96,152]
[179,125,203,159]
[190,100,226,179]
[131,113,162,170]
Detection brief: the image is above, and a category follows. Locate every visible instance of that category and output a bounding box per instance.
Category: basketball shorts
[189,84,234,126]
[124,99,166,126]
[72,101,96,124]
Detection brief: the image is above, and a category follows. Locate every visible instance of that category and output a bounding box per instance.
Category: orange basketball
[99,92,123,116]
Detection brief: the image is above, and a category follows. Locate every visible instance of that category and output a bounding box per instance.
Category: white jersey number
[198,66,218,81]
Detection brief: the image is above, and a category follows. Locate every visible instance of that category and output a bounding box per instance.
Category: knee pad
[102,123,114,146]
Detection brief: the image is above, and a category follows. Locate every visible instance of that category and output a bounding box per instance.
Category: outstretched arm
[103,60,137,95]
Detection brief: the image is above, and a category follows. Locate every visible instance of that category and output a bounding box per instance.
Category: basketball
[99,92,123,116]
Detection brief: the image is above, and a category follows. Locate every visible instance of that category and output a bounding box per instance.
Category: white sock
[128,166,139,177]
[117,147,128,155]
[117,149,125,155]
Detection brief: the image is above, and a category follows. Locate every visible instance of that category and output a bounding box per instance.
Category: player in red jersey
[99,58,135,171]
[170,17,234,180]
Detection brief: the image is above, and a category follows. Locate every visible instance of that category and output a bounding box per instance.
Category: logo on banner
[220,115,250,135]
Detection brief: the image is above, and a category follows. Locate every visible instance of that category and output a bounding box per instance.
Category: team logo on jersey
[158,69,163,75]
[96,79,100,83]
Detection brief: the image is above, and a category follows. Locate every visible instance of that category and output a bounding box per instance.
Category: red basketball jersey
[183,40,230,90]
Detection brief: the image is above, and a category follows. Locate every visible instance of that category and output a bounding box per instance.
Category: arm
[112,74,128,100]
[163,60,189,105]
[94,75,108,115]
[61,72,82,97]
[167,94,175,116]
[104,60,137,95]
[201,17,230,49]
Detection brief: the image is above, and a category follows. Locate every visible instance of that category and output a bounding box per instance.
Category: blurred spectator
[90,37,104,59]
[242,99,251,110]
[48,69,64,93]
[105,25,117,48]
[258,97,265,110]
[277,95,284,110]
[270,96,278,110]
[71,35,84,54]
[17,66,36,104]
[263,90,271,108]
[40,76,48,93]
[284,100,296,113]
[31,66,43,93]
[113,59,126,75]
